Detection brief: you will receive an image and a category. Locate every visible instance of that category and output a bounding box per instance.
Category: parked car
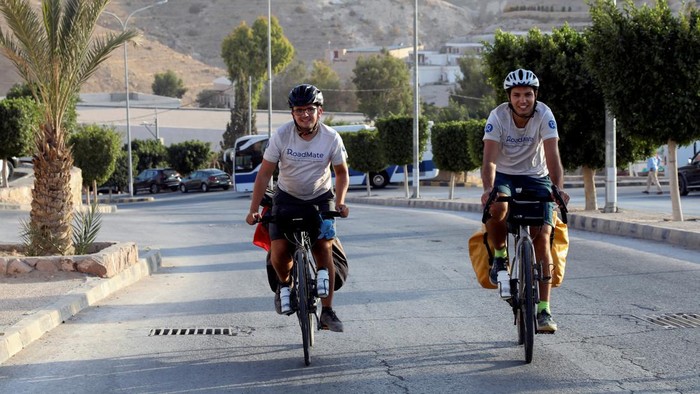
[133,168,181,195]
[179,168,232,193]
[678,151,700,196]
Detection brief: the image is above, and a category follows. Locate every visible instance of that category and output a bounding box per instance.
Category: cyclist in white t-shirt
[246,84,349,332]
[480,69,570,332]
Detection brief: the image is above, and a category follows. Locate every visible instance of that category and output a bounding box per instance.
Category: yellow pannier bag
[468,210,569,289]
[468,225,497,289]
[550,211,569,287]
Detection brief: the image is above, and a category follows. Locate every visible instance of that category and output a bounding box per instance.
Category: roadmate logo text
[286,149,324,159]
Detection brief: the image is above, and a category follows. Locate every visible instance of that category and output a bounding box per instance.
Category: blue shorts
[494,172,554,228]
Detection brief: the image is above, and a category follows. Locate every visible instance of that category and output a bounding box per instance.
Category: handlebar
[256,210,343,225]
[482,185,568,224]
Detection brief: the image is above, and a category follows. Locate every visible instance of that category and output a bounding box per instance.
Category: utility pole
[411,0,420,199]
[603,0,618,213]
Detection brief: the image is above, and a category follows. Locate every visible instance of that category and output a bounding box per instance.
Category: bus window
[235,139,266,172]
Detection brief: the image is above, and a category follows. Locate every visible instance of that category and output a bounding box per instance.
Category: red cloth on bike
[253,206,271,251]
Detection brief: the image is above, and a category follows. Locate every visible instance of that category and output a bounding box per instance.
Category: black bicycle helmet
[288,84,324,108]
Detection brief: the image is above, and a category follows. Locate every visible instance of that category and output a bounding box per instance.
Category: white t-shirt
[483,101,559,177]
[264,121,347,200]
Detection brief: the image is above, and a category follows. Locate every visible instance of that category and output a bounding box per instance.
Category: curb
[345,196,700,251]
[0,250,162,365]
[420,180,670,188]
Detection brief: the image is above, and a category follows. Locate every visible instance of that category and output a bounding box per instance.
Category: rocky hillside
[0,0,686,107]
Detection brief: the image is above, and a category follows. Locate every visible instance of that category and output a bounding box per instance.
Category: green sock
[538,301,550,314]
[494,248,507,258]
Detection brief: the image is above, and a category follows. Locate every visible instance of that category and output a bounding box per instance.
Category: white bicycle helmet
[503,68,540,91]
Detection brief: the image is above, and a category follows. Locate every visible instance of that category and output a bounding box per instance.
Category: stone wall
[0,242,139,278]
[0,167,83,209]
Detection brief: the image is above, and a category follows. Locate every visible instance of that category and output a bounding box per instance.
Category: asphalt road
[0,188,697,393]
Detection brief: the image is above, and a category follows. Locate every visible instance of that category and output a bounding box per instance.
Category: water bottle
[317,269,330,298]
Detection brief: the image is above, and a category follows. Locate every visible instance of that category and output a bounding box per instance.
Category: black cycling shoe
[489,257,509,286]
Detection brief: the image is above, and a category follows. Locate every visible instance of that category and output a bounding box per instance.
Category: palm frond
[0,0,50,84]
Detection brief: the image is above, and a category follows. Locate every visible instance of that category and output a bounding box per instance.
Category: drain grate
[630,313,700,329]
[149,326,254,336]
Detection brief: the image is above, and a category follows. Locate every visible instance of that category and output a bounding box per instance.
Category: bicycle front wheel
[516,237,536,364]
[295,248,312,366]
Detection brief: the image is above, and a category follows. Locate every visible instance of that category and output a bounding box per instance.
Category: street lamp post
[103,0,168,196]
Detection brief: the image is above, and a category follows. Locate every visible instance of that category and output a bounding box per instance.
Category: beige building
[330,43,423,82]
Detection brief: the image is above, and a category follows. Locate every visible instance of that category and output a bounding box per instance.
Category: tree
[103,149,138,194]
[0,0,137,255]
[258,58,308,110]
[152,69,187,98]
[68,124,121,204]
[465,118,487,169]
[196,89,228,109]
[375,115,428,197]
[352,52,412,121]
[131,139,168,172]
[341,129,387,196]
[431,121,481,199]
[7,81,79,134]
[167,140,211,175]
[220,16,294,149]
[587,0,700,221]
[422,99,472,123]
[0,97,40,186]
[452,56,496,119]
[308,60,356,112]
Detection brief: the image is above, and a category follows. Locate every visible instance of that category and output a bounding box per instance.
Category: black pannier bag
[266,238,349,292]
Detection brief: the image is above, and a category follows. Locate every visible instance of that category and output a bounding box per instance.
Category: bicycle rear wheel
[516,237,536,364]
[295,249,312,366]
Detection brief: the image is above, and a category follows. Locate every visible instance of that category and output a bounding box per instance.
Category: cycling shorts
[494,172,555,228]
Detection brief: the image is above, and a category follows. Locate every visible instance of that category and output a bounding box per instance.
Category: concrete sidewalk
[0,250,162,364]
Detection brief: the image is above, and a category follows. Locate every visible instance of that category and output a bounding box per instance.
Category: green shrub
[167,140,212,174]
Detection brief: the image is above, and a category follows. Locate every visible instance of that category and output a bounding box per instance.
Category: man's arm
[332,162,349,217]
[543,138,564,189]
[245,159,277,225]
[543,137,570,204]
[481,140,500,205]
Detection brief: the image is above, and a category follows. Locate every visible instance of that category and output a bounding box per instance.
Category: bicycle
[258,201,342,366]
[482,185,568,363]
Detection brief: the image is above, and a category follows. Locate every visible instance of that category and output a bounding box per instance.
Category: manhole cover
[149,326,254,336]
[629,313,700,329]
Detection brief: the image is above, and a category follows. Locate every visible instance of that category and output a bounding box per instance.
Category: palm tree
[0,0,137,255]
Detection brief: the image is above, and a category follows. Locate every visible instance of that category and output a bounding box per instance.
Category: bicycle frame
[258,205,342,366]
[482,185,568,364]
[508,219,539,363]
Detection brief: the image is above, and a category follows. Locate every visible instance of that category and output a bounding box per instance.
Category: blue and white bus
[225,125,439,192]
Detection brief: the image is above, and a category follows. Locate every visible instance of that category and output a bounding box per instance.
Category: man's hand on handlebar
[481,187,495,207]
[551,185,570,208]
[337,204,349,218]
[246,211,261,225]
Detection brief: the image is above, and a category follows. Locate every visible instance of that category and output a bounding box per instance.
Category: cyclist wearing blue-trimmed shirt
[480,69,570,332]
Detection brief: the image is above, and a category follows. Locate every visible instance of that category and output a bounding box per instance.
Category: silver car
[179,168,232,193]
